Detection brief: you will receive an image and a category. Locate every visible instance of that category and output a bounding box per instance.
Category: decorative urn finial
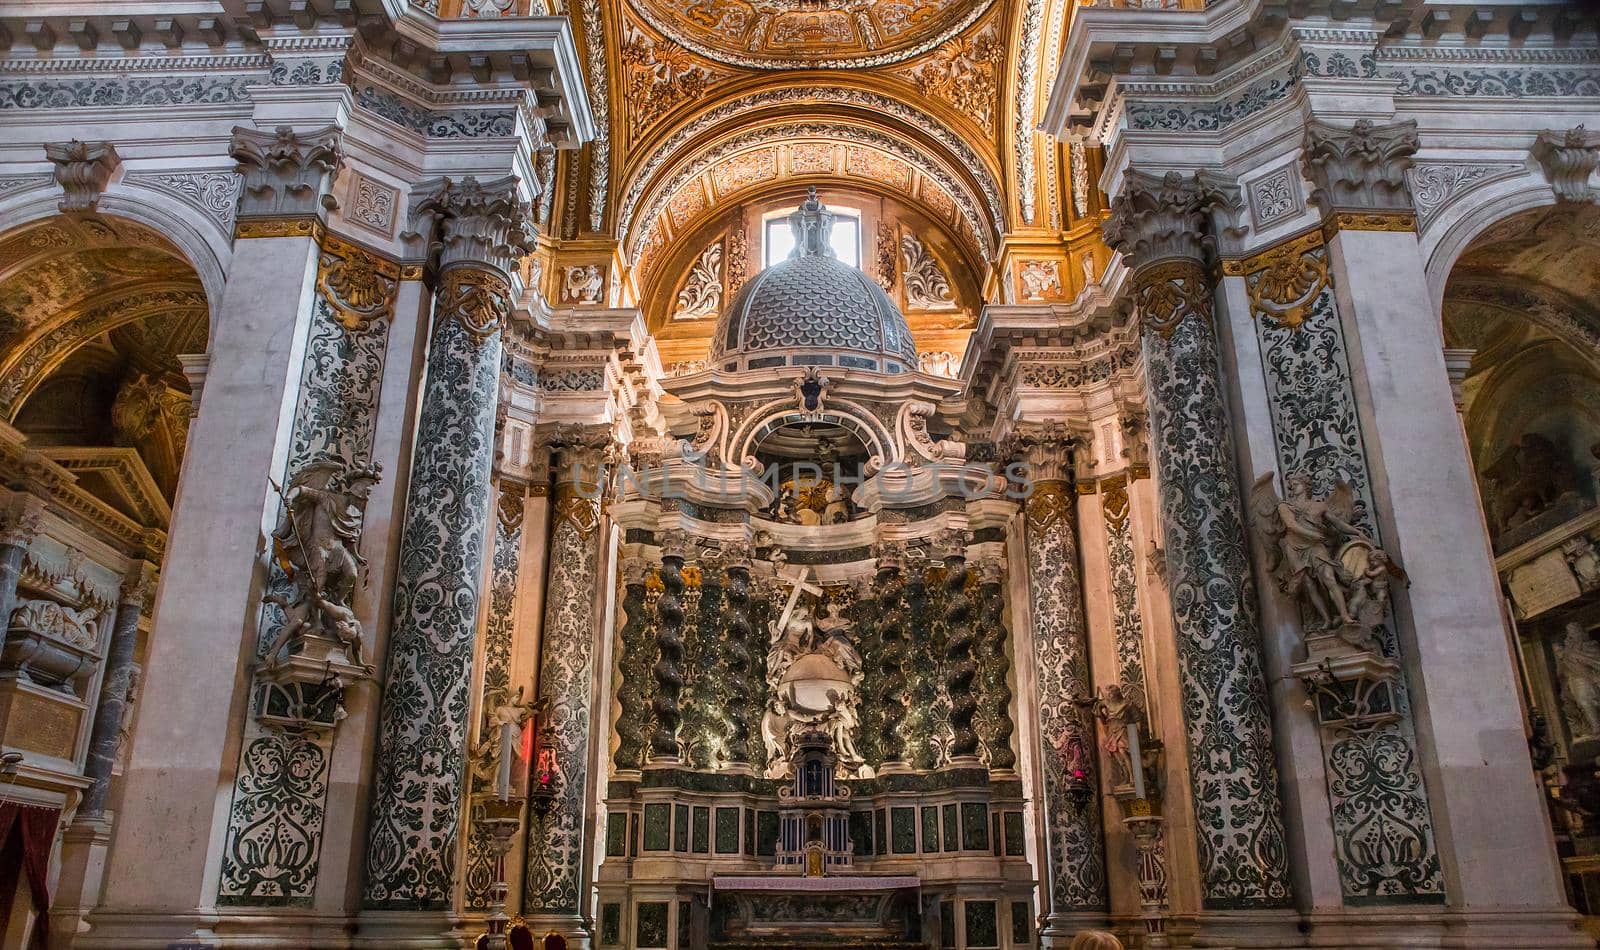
[788,186,836,259]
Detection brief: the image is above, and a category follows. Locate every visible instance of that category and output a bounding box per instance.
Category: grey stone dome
[709,188,918,374]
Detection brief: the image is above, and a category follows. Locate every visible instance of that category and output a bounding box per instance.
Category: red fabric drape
[0,802,59,950]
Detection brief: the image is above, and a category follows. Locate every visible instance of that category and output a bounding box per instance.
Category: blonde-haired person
[1069,931,1125,950]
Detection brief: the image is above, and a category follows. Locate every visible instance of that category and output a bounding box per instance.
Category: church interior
[0,0,1598,948]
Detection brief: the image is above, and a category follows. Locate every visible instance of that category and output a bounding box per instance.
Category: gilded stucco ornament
[317,236,401,332]
[437,267,514,343]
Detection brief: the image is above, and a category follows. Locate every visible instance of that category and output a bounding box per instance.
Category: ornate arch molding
[0,188,227,329]
[616,86,1004,249]
[0,278,209,420]
[627,120,999,271]
[729,399,894,471]
[1446,273,1600,365]
[1420,170,1555,311]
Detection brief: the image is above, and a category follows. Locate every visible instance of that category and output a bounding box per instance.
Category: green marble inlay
[939,901,955,949]
[715,807,740,853]
[1004,811,1025,856]
[601,902,621,945]
[674,803,690,852]
[850,810,872,856]
[965,900,998,948]
[891,807,916,854]
[605,811,627,857]
[941,803,959,852]
[875,808,888,855]
[636,901,669,948]
[692,806,710,854]
[643,803,671,851]
[1010,901,1030,944]
[744,807,756,855]
[921,806,940,853]
[757,810,779,856]
[961,802,989,852]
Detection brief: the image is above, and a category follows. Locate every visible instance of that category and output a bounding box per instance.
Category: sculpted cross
[773,564,822,636]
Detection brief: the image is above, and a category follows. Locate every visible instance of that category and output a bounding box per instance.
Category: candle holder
[1123,799,1170,949]
[477,796,525,950]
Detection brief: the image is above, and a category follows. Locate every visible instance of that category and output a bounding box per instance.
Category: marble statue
[760,594,867,777]
[1092,684,1140,791]
[1560,622,1600,741]
[261,454,382,673]
[1251,472,1404,652]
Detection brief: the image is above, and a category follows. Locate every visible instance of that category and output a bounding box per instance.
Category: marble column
[92,124,341,929]
[80,564,153,818]
[975,557,1017,773]
[363,176,533,910]
[1104,170,1292,910]
[873,540,910,771]
[936,529,980,763]
[1306,119,1577,924]
[523,436,608,929]
[721,541,755,769]
[612,556,652,774]
[1016,428,1108,924]
[650,528,688,763]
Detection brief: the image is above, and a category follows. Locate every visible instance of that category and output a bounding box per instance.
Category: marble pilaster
[1016,429,1108,926]
[1308,120,1576,921]
[90,124,340,930]
[1105,170,1293,910]
[523,436,609,931]
[363,175,532,910]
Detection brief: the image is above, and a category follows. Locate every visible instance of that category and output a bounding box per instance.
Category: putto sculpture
[1252,472,1404,653]
[260,453,383,674]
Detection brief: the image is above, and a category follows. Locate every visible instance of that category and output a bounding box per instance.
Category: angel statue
[1560,622,1600,740]
[260,454,382,673]
[1251,471,1404,651]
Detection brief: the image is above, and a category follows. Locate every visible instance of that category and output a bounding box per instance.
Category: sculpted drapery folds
[1105,170,1293,908]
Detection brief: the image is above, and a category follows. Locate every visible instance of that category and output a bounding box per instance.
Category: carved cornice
[318,234,402,332]
[1304,118,1419,216]
[43,139,120,213]
[407,175,534,277]
[1532,126,1600,204]
[230,124,343,221]
[1103,169,1243,272]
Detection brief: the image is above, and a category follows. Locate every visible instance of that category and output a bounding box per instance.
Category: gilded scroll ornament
[1225,230,1330,330]
[317,237,401,331]
[1134,259,1213,338]
[437,265,513,343]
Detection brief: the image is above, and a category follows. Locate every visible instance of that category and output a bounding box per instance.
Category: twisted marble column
[722,542,754,767]
[937,531,979,762]
[650,529,688,762]
[612,558,651,772]
[1018,432,1106,915]
[364,176,531,909]
[976,558,1016,772]
[1105,170,1291,908]
[873,543,908,769]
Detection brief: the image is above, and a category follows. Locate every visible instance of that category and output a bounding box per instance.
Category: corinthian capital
[230,125,343,220]
[1533,126,1600,203]
[1103,169,1243,271]
[1304,118,1419,214]
[44,139,120,213]
[1005,422,1080,484]
[407,175,535,277]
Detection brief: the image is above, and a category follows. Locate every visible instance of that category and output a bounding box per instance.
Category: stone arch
[0,207,212,503]
[1420,167,1555,312]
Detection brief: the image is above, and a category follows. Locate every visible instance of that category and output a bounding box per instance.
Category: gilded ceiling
[0,216,207,421]
[626,0,998,70]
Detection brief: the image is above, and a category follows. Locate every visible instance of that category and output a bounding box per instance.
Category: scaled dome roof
[709,188,918,374]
